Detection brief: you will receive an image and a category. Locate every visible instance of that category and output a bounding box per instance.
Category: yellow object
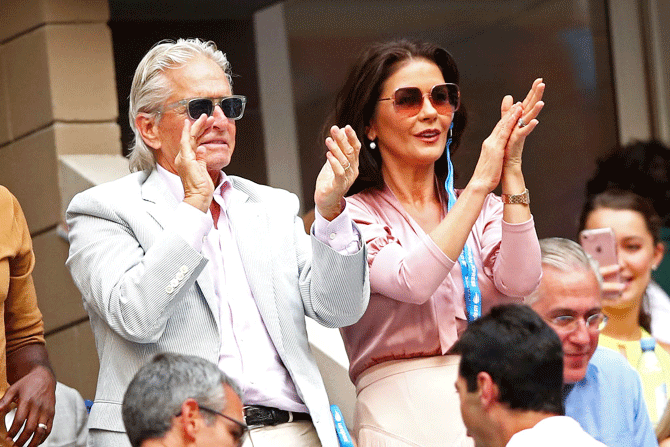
[599,329,670,425]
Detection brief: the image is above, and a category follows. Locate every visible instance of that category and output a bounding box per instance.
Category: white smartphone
[579,228,622,295]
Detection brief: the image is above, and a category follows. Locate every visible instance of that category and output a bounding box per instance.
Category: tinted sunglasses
[162,95,247,120]
[378,83,460,117]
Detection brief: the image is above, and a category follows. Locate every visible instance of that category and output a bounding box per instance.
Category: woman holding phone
[580,188,670,424]
[328,39,544,446]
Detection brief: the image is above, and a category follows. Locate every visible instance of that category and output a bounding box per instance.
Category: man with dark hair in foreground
[451,304,605,447]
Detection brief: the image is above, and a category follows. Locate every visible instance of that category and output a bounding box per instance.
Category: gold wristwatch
[501,188,530,205]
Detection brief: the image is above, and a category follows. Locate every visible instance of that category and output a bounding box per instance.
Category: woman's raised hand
[501,78,545,168]
[314,125,361,220]
[599,263,625,299]
[469,102,524,194]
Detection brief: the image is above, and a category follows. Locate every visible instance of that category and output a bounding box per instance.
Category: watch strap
[501,188,530,204]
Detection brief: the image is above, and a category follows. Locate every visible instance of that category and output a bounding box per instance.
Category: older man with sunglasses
[66,38,369,447]
[527,238,657,447]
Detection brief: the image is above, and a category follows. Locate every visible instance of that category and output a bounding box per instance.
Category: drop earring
[369,140,377,150]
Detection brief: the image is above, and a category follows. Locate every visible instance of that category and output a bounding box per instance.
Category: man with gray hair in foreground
[527,238,657,447]
[122,353,247,447]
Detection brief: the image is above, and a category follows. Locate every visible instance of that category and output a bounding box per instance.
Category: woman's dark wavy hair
[579,188,662,333]
[325,39,468,196]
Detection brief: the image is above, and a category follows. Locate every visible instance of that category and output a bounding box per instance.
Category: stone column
[0,0,121,399]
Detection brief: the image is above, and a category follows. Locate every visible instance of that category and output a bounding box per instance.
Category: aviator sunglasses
[161,95,247,120]
[378,83,460,117]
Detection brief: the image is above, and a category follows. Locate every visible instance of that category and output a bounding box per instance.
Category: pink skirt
[354,355,473,447]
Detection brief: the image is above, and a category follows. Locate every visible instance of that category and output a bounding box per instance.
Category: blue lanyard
[444,125,482,322]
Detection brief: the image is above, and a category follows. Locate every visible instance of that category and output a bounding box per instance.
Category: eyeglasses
[547,312,608,334]
[378,83,460,117]
[179,405,253,447]
[161,96,247,120]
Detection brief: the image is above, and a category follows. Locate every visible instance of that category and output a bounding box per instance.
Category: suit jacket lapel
[227,186,283,352]
[141,169,178,227]
[140,169,220,330]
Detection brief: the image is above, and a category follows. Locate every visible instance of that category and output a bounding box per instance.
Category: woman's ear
[365,124,377,143]
[653,241,666,270]
[135,113,162,150]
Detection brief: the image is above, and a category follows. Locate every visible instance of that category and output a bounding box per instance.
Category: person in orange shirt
[0,186,56,447]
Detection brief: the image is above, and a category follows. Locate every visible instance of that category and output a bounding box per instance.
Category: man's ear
[178,399,201,441]
[135,112,162,150]
[476,372,499,409]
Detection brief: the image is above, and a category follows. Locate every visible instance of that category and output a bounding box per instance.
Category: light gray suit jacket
[66,169,369,447]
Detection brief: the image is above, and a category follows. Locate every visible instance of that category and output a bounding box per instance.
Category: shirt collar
[155,164,234,209]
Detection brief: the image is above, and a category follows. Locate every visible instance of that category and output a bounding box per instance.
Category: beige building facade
[0,0,121,399]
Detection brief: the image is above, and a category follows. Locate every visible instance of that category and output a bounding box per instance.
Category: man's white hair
[127,38,232,172]
[525,237,603,305]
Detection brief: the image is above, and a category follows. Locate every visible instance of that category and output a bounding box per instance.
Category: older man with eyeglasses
[122,353,249,447]
[66,38,369,447]
[526,238,657,447]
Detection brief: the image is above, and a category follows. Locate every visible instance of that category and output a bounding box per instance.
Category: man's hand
[0,345,56,447]
[314,125,361,221]
[175,114,216,213]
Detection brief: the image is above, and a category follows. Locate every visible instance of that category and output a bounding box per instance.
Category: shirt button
[165,285,174,294]
[329,233,336,240]
[170,279,179,287]
[176,272,185,280]
[180,265,189,274]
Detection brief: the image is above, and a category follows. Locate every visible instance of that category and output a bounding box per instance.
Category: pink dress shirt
[341,185,541,383]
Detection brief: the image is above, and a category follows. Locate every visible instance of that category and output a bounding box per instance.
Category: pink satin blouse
[341,185,542,383]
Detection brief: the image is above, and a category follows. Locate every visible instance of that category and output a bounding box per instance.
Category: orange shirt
[0,186,45,395]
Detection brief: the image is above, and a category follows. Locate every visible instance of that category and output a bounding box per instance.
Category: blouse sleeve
[3,188,45,356]
[478,195,542,298]
[347,194,456,304]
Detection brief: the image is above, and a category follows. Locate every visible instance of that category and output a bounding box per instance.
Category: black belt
[244,405,312,427]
